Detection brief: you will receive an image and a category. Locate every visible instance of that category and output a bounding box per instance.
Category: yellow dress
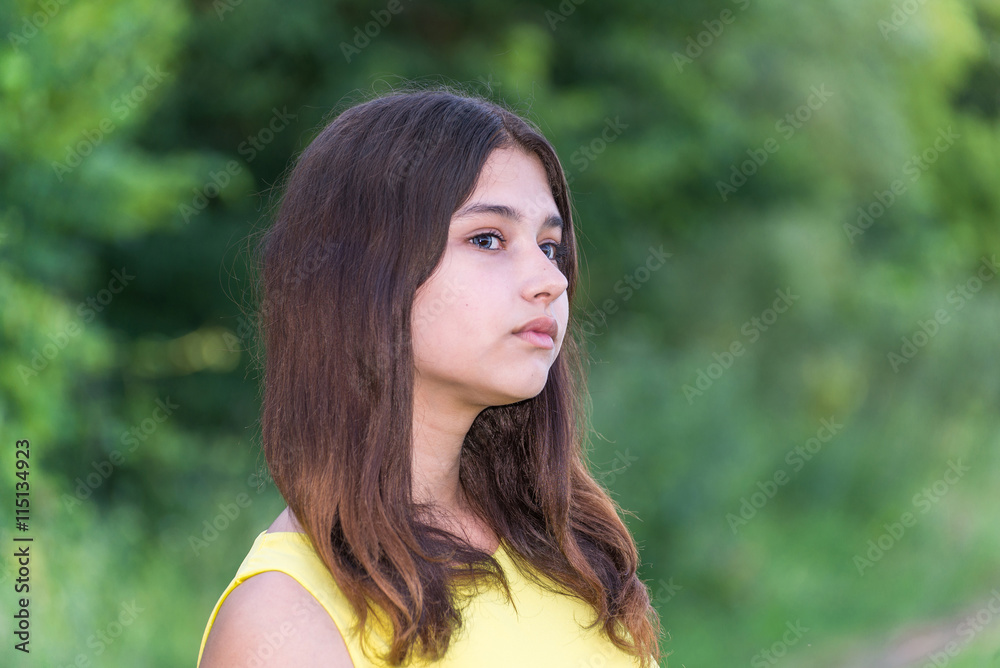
[197,530,651,667]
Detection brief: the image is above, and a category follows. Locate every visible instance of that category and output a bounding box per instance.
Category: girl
[197,86,663,667]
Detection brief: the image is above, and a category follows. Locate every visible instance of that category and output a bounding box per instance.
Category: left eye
[540,242,564,260]
[469,233,566,262]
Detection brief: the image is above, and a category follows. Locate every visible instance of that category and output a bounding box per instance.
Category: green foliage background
[2,0,999,665]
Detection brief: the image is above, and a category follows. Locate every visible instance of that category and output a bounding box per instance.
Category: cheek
[412,287,488,358]
[413,264,464,333]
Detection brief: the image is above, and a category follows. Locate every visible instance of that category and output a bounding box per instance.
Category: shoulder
[200,569,355,668]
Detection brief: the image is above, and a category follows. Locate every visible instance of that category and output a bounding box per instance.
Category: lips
[513,316,558,348]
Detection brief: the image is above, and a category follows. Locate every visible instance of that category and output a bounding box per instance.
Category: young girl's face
[412,147,570,409]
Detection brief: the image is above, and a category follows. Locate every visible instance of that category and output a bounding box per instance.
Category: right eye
[469,231,505,251]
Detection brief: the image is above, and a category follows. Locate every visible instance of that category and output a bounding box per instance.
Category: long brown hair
[253,84,662,666]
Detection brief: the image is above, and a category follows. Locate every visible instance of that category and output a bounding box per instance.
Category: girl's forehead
[465,152,555,204]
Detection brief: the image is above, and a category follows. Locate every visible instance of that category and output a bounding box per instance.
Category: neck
[412,399,472,511]
[410,375,502,554]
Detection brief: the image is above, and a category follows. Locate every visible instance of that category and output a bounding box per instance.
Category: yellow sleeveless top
[197,530,651,667]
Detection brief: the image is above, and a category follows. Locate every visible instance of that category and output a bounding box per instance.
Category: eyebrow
[452,203,564,233]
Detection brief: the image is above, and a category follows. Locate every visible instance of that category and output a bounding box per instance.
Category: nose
[520,243,568,304]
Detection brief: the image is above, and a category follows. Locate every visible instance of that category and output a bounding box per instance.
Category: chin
[474,365,553,406]
[499,381,549,404]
